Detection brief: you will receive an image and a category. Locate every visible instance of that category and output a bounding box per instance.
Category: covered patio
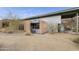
[61,10,79,33]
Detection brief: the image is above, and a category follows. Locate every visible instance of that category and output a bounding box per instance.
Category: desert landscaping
[0,32,78,51]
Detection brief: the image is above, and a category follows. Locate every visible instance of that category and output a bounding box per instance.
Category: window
[31,23,39,29]
[2,21,9,28]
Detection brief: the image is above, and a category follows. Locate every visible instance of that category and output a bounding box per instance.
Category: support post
[76,12,79,32]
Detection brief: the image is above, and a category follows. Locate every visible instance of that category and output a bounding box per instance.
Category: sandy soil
[0,32,78,51]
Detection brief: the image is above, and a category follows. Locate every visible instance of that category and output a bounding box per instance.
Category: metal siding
[40,15,61,32]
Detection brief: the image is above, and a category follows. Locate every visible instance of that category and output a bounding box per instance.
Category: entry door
[31,23,39,33]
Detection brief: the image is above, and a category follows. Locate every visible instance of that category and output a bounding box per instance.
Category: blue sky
[0,7,71,19]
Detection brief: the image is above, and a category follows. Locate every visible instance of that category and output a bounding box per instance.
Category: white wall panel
[41,15,61,24]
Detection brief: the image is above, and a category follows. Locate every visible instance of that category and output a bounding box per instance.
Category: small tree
[9,20,20,32]
[2,11,20,33]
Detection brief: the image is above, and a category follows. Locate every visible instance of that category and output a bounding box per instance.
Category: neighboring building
[23,7,79,34]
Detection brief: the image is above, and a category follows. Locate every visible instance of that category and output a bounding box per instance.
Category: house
[0,7,78,34]
[23,7,79,34]
[0,19,24,32]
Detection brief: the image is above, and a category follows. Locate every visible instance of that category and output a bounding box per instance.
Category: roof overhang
[24,7,79,20]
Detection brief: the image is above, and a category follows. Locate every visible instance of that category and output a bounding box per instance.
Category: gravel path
[0,33,78,51]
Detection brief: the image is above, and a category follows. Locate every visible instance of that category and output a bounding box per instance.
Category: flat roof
[24,7,79,20]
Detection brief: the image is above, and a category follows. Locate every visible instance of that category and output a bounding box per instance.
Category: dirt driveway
[0,33,78,51]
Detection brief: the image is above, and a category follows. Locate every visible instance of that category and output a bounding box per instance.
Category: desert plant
[48,23,54,33]
[8,20,20,32]
[2,11,21,33]
[48,23,58,33]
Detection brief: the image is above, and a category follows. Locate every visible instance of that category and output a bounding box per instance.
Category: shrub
[48,23,54,33]
[8,20,20,32]
[48,23,58,33]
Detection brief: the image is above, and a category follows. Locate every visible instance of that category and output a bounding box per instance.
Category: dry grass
[0,32,78,51]
[73,37,79,44]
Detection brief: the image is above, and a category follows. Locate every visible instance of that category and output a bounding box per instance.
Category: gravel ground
[0,32,78,51]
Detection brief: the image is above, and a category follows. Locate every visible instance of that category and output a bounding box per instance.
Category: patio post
[76,12,79,32]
